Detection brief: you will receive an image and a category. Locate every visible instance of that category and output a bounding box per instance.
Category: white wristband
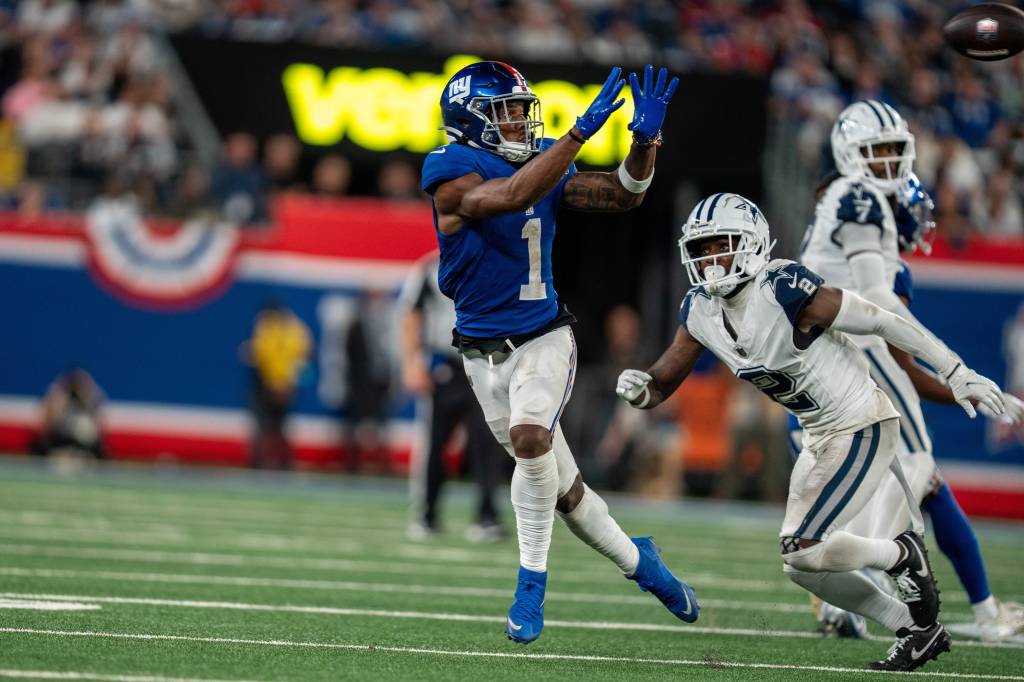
[617,162,653,194]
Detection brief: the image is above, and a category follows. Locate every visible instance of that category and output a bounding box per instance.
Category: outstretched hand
[574,67,626,140]
[978,391,1024,424]
[947,364,1005,419]
[628,64,679,144]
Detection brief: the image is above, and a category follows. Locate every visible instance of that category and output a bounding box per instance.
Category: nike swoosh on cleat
[506,617,522,632]
[678,587,694,617]
[911,629,944,660]
[906,536,930,578]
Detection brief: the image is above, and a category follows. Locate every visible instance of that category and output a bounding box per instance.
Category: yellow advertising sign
[282,55,635,166]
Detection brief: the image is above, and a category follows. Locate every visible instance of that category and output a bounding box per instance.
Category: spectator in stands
[344,288,393,472]
[212,132,267,224]
[717,383,790,502]
[983,161,1024,239]
[13,179,63,217]
[263,133,304,194]
[945,72,1005,150]
[310,153,351,197]
[31,367,105,459]
[242,298,312,470]
[377,158,421,202]
[166,163,213,220]
[17,0,76,36]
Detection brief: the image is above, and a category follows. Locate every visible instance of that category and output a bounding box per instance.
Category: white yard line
[0,515,759,564]
[0,671,260,682]
[0,566,809,613]
[0,599,100,611]
[0,536,790,589]
[1,629,1021,680]
[1,592,1020,650]
[0,496,777,545]
[0,541,1003,605]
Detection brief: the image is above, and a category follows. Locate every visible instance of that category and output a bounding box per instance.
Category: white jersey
[680,259,898,449]
[800,175,933,455]
[800,175,902,297]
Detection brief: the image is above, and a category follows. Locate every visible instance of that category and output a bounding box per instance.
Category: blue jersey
[893,259,914,305]
[421,139,576,338]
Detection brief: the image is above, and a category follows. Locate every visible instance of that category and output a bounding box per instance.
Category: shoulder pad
[678,286,710,333]
[421,144,479,194]
[760,260,825,328]
[836,181,885,227]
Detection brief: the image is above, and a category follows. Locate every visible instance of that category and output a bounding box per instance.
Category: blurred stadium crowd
[0,0,1020,240]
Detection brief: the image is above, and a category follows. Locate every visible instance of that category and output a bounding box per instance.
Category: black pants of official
[421,361,502,528]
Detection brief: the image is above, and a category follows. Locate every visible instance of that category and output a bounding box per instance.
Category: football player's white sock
[785,531,901,572]
[785,566,914,633]
[511,451,558,573]
[973,595,1000,622]
[558,484,639,574]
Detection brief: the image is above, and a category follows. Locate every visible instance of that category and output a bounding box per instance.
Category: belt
[453,306,577,365]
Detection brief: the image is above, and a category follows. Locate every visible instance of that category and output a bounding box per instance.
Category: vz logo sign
[448,76,471,105]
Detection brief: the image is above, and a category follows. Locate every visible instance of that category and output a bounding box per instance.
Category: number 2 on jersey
[736,366,819,413]
[519,217,546,301]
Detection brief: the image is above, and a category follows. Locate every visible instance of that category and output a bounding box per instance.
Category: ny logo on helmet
[448,76,472,105]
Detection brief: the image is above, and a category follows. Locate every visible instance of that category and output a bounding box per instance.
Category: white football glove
[978,391,1024,425]
[946,364,1005,419]
[616,369,652,407]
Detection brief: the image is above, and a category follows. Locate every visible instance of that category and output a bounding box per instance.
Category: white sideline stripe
[0,502,785,560]
[2,629,1022,681]
[0,566,809,613]
[0,561,790,598]
[0,524,782,589]
[0,599,100,611]
[0,540,993,604]
[0,669,262,682]
[2,592,1020,650]
[0,504,780,562]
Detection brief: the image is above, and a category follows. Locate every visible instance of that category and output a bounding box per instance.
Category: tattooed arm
[561,143,657,212]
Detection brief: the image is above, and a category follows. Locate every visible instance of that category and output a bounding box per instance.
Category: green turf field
[0,457,1021,681]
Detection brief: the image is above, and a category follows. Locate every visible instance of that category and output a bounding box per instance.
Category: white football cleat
[978,600,1024,643]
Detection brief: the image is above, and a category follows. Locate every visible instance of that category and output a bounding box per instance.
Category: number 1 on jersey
[519,217,546,301]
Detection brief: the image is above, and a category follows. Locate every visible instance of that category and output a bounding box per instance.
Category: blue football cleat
[505,566,547,644]
[627,536,699,623]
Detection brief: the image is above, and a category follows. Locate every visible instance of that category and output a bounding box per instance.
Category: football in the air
[943,2,1024,61]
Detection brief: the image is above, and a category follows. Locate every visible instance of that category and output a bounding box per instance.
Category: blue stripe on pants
[811,421,881,539]
[794,427,866,539]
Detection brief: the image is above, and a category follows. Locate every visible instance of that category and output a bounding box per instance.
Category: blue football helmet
[439,61,543,163]
[895,173,936,255]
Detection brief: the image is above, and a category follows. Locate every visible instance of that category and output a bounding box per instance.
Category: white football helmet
[678,192,775,297]
[831,100,915,195]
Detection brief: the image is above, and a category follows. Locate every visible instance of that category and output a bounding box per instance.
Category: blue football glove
[628,64,679,144]
[574,67,626,140]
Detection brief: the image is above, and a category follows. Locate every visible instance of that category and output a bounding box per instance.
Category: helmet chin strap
[703,264,737,297]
